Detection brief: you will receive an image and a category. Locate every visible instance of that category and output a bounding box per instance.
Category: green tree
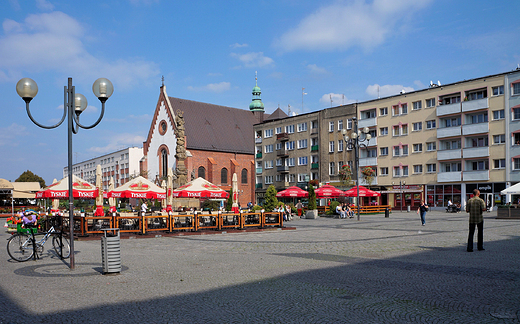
[307,184,317,210]
[16,170,46,188]
[264,185,278,212]
[226,190,233,211]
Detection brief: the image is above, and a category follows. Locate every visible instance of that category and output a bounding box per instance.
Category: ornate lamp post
[341,117,371,220]
[16,77,113,269]
[392,180,406,212]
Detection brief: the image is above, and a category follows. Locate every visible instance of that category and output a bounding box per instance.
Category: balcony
[255,137,262,144]
[462,123,489,136]
[359,177,378,186]
[256,168,262,174]
[462,98,488,113]
[277,149,289,157]
[277,166,289,173]
[277,132,289,141]
[358,117,377,129]
[311,128,318,135]
[437,126,461,138]
[255,183,263,189]
[311,145,319,152]
[463,170,489,181]
[256,152,262,159]
[463,146,489,159]
[364,137,377,147]
[311,163,319,169]
[437,149,462,160]
[436,103,461,116]
[359,157,377,167]
[437,171,462,182]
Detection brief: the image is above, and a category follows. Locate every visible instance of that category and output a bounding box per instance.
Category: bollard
[385,207,389,218]
[101,228,121,274]
[407,205,411,212]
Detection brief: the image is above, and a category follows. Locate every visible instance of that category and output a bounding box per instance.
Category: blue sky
[1,0,519,185]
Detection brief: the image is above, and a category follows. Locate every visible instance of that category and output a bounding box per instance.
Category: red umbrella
[276,186,309,198]
[314,185,346,198]
[344,186,381,197]
[108,176,166,199]
[35,175,98,199]
[171,177,229,199]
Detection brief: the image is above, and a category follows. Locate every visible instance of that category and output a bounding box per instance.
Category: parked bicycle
[7,223,70,262]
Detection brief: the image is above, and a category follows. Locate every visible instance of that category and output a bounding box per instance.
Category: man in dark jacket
[465,189,486,252]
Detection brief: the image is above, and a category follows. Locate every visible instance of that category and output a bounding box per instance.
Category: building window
[297,122,308,132]
[412,122,422,131]
[412,101,422,110]
[338,120,343,131]
[493,134,505,145]
[426,98,435,108]
[347,119,352,129]
[161,149,168,178]
[275,174,283,182]
[329,141,335,152]
[380,167,388,176]
[426,120,436,129]
[426,163,437,173]
[492,86,504,96]
[426,142,437,151]
[159,120,167,135]
[380,147,388,156]
[297,174,308,182]
[465,88,487,101]
[469,113,488,124]
[265,144,273,153]
[276,143,282,150]
[298,156,308,165]
[413,143,422,153]
[276,159,283,166]
[493,159,505,169]
[287,158,295,167]
[275,127,282,134]
[265,160,273,169]
[493,110,505,120]
[286,141,295,150]
[265,175,273,184]
[241,168,248,184]
[285,125,295,134]
[380,107,388,116]
[198,166,206,179]
[513,158,520,170]
[393,166,400,177]
[221,168,228,184]
[514,108,520,120]
[329,162,335,175]
[329,121,334,132]
[470,160,489,171]
[380,127,388,136]
[264,129,273,138]
[297,139,308,149]
[338,140,344,152]
[413,165,422,174]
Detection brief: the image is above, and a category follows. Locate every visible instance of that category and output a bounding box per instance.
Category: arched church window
[241,168,248,184]
[161,149,168,178]
[198,166,205,179]
[221,168,228,184]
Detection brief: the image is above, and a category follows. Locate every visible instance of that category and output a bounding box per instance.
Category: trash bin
[385,207,389,218]
[407,205,411,212]
[101,228,121,274]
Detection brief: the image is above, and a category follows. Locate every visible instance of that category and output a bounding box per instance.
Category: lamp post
[17,77,113,270]
[341,117,371,220]
[392,180,406,212]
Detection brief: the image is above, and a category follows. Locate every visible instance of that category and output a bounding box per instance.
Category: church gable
[143,86,177,156]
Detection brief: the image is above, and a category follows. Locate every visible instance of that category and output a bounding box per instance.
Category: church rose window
[159,120,167,135]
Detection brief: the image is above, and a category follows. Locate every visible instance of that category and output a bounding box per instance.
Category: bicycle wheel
[52,234,70,259]
[7,233,34,262]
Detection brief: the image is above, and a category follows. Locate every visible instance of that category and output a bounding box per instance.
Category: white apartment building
[64,147,143,190]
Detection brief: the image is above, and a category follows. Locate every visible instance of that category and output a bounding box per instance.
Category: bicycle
[7,223,70,262]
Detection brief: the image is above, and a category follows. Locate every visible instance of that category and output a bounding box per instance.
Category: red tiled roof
[168,97,259,154]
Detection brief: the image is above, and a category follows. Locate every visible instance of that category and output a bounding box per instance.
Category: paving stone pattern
[1,211,519,323]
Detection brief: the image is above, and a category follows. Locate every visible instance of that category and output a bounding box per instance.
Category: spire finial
[255,71,258,86]
[161,75,164,87]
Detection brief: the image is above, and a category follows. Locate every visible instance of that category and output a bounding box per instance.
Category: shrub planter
[497,207,520,219]
[305,209,318,219]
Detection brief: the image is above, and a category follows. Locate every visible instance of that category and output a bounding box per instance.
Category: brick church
[141,78,286,205]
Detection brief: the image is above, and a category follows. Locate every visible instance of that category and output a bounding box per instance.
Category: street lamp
[341,117,371,221]
[17,77,113,270]
[392,180,406,212]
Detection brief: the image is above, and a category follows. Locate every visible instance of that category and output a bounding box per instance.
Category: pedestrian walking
[465,189,486,252]
[417,200,428,225]
[296,200,303,217]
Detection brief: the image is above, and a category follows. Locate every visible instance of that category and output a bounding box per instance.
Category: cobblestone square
[1,210,519,323]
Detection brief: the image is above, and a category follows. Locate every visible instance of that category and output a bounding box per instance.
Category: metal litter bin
[101,228,121,274]
[407,206,411,212]
[385,207,389,218]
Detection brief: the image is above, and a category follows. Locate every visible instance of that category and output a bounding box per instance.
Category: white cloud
[274,0,432,52]
[187,81,231,93]
[88,133,146,154]
[0,11,160,89]
[230,43,248,48]
[0,123,27,146]
[231,52,274,68]
[307,64,328,74]
[36,0,54,10]
[319,93,352,106]
[366,84,415,98]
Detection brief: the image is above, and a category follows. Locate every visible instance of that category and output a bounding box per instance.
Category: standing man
[465,189,486,252]
[141,201,148,216]
[296,200,303,217]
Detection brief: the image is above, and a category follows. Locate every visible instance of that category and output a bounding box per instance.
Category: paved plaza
[1,210,519,323]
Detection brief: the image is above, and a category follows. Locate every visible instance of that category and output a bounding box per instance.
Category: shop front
[383,185,423,210]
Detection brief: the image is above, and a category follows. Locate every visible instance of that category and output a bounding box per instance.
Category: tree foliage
[16,170,46,188]
[264,185,278,212]
[307,184,317,210]
[226,190,233,211]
